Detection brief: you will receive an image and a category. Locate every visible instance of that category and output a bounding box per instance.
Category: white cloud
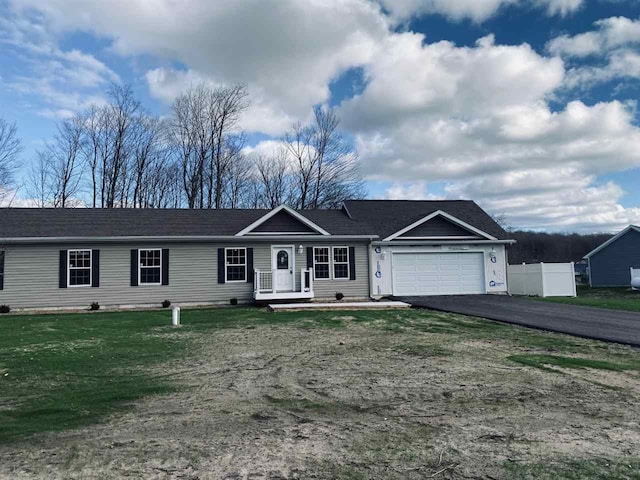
[382,181,437,200]
[0,11,118,117]
[547,16,640,57]
[536,0,583,17]
[446,168,640,233]
[378,0,582,23]
[339,31,640,231]
[9,0,388,135]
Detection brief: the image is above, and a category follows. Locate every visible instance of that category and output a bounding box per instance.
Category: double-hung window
[139,249,162,285]
[68,250,92,287]
[332,247,350,280]
[225,248,247,282]
[313,247,330,280]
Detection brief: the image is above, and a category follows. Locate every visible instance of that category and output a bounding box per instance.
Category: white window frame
[138,248,162,286]
[225,247,247,283]
[68,249,92,288]
[313,246,331,281]
[332,246,350,280]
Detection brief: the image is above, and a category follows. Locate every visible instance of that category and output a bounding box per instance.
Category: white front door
[272,246,295,292]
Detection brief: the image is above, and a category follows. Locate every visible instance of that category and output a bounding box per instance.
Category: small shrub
[162,299,171,308]
[230,298,238,306]
[0,305,10,314]
[89,302,100,311]
[335,292,344,301]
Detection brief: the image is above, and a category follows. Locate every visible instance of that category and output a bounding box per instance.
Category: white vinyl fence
[508,262,577,297]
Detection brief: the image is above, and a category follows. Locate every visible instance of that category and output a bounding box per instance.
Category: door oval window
[277,250,289,269]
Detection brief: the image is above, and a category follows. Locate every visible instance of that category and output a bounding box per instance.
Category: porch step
[268,301,411,311]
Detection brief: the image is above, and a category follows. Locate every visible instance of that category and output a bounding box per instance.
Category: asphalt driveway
[396,295,640,347]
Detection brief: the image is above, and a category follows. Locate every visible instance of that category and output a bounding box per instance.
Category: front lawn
[1,306,640,479]
[534,285,640,312]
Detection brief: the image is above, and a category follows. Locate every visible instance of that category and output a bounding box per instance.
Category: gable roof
[0,199,511,242]
[0,208,375,240]
[343,200,510,241]
[384,210,496,241]
[583,225,639,259]
[236,205,330,236]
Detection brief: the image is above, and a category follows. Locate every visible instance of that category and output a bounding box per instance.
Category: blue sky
[1,0,640,232]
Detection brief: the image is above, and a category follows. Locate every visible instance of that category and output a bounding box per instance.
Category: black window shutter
[0,251,4,290]
[130,249,139,286]
[307,247,313,268]
[218,248,225,284]
[161,249,169,285]
[91,249,100,288]
[59,250,68,288]
[246,248,254,283]
[349,247,356,281]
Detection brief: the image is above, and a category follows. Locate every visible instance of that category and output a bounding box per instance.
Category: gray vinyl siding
[294,242,369,299]
[589,229,640,287]
[0,241,370,309]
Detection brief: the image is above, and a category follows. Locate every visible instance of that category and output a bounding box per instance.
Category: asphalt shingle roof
[343,200,510,240]
[0,208,374,238]
[0,200,510,240]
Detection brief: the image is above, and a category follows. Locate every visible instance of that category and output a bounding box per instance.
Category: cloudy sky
[1,0,640,232]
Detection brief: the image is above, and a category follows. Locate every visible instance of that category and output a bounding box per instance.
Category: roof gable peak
[235,205,330,236]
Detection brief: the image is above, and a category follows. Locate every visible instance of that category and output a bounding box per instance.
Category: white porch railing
[253,268,314,300]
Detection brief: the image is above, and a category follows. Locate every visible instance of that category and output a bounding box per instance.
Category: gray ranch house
[0,200,514,310]
[584,225,640,287]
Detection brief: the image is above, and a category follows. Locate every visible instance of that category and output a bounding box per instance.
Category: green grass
[0,305,633,443]
[507,354,640,373]
[534,286,640,312]
[504,458,640,479]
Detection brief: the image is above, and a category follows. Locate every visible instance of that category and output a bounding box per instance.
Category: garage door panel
[393,252,485,296]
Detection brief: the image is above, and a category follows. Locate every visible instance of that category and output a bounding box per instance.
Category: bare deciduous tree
[0,118,22,198]
[283,106,365,209]
[253,148,292,208]
[40,117,85,207]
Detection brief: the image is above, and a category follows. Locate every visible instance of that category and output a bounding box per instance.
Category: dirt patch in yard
[1,314,640,479]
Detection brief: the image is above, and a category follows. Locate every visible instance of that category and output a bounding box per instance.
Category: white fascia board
[235,204,330,236]
[583,225,640,259]
[383,210,497,241]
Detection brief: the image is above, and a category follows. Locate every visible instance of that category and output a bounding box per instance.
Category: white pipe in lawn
[172,306,181,326]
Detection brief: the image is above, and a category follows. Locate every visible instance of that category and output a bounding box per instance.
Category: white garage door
[392,252,485,296]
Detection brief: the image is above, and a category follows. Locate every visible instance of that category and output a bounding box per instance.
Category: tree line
[0,83,365,209]
[507,230,612,264]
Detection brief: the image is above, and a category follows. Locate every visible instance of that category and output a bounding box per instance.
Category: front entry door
[273,246,294,292]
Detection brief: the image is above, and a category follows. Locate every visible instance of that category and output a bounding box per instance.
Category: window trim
[68,249,92,288]
[225,247,247,283]
[313,246,331,281]
[138,248,162,286]
[332,246,350,281]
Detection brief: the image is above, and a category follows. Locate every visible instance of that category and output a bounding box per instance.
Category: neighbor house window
[68,250,92,287]
[225,248,247,282]
[332,247,350,280]
[313,247,330,280]
[139,249,162,285]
